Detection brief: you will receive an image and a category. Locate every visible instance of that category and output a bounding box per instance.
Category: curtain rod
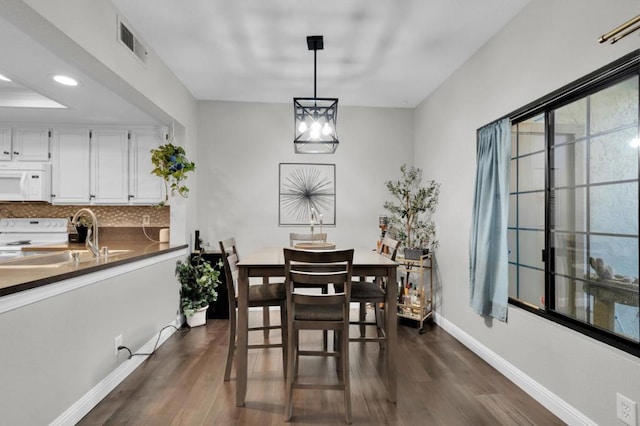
[599,15,640,44]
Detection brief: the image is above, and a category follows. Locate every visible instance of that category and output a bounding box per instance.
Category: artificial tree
[383,164,440,258]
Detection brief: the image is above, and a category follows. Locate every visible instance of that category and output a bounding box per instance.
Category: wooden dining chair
[219,237,288,381]
[289,232,327,247]
[283,248,354,424]
[337,236,400,348]
[289,232,330,349]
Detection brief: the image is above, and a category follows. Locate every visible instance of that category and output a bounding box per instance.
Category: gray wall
[0,255,184,425]
[413,0,640,424]
[196,101,414,253]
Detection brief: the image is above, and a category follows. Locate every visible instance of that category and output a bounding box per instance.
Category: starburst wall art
[279,163,336,226]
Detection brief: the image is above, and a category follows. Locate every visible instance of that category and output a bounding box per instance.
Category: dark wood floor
[79,310,565,425]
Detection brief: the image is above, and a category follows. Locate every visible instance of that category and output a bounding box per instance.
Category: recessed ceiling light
[0,74,11,82]
[52,74,78,86]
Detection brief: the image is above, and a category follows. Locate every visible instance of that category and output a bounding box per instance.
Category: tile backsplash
[0,203,169,227]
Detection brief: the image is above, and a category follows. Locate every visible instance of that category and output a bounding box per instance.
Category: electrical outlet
[617,393,637,426]
[142,215,150,225]
[114,334,123,356]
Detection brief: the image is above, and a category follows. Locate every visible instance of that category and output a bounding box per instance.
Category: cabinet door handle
[13,151,19,155]
[89,194,95,199]
[2,151,9,155]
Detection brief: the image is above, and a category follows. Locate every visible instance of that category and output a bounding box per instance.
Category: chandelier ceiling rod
[307,35,323,98]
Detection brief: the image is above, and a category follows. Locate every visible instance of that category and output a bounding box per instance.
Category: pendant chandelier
[293,35,339,154]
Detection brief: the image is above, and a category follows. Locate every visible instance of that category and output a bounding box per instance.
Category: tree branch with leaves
[383,164,440,250]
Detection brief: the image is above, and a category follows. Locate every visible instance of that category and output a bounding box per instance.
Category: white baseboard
[433,313,596,426]
[51,317,182,426]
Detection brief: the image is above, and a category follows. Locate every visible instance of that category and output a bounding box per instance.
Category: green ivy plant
[175,254,222,318]
[150,143,196,206]
[383,164,440,250]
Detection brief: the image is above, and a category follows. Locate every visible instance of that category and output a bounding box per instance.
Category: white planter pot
[186,305,208,327]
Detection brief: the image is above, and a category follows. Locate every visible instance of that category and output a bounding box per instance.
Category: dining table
[235,247,398,406]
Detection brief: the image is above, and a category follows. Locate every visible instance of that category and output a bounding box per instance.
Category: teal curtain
[469,118,511,321]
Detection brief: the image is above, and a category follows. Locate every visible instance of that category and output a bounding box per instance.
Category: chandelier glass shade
[293,35,339,154]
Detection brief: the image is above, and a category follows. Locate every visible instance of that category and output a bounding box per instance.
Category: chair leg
[224,308,236,381]
[263,276,271,338]
[335,330,341,376]
[342,324,352,424]
[374,303,385,350]
[263,306,270,338]
[358,302,367,337]
[322,285,328,350]
[284,325,296,421]
[280,302,288,379]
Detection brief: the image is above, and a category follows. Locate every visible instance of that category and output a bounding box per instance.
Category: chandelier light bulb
[298,121,308,133]
[322,122,332,135]
[310,122,321,139]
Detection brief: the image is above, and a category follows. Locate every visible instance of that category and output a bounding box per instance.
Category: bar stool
[219,237,288,381]
[283,248,354,424]
[337,236,400,348]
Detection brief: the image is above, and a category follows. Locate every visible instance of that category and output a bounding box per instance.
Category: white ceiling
[112,0,530,108]
[0,13,159,126]
[0,0,530,126]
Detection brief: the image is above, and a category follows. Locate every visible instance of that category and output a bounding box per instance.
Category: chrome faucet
[72,208,100,257]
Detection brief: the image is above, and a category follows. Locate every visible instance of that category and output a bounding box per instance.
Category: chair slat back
[379,236,400,261]
[219,237,240,304]
[284,248,354,307]
[289,232,328,247]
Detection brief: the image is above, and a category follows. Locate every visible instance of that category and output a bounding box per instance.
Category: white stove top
[0,218,69,250]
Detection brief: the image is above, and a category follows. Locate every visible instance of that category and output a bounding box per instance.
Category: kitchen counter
[0,242,188,297]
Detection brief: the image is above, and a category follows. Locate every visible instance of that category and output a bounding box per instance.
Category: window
[509,114,546,309]
[508,51,640,356]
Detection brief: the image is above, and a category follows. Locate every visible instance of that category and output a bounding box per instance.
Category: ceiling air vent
[117,16,148,64]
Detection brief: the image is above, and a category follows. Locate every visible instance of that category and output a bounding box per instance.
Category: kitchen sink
[0,249,133,268]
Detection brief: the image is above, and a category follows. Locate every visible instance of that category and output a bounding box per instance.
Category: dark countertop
[0,242,188,297]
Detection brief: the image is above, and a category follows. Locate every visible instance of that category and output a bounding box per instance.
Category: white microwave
[0,162,52,202]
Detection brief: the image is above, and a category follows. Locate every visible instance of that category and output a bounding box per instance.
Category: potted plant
[150,141,196,206]
[383,164,440,260]
[175,254,222,327]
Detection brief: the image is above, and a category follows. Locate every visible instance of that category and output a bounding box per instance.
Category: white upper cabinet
[129,128,165,205]
[27,125,164,206]
[50,128,91,204]
[12,127,50,161]
[0,127,11,161]
[91,128,130,204]
[0,127,50,161]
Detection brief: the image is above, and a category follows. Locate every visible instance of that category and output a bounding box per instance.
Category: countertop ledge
[0,242,189,297]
